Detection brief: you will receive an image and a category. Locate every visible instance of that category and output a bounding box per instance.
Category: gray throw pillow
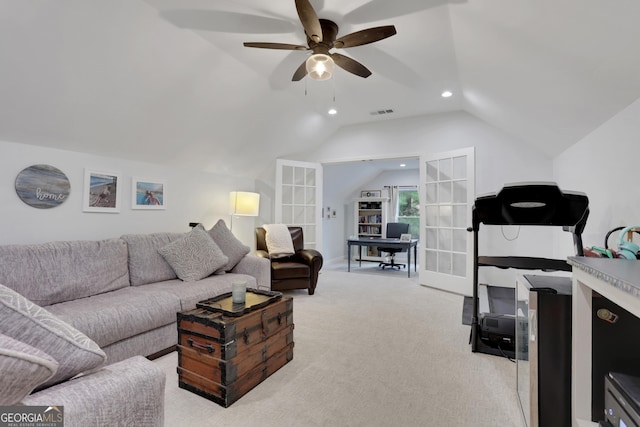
[0,283,106,389]
[207,219,250,271]
[158,224,228,281]
[121,232,185,286]
[0,333,59,404]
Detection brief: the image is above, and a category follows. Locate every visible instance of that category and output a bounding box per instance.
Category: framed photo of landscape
[83,169,121,213]
[131,177,166,210]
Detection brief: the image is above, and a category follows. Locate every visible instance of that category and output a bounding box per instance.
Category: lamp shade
[306,54,334,81]
[229,191,260,216]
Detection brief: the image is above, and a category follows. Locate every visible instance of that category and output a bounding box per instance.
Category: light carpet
[155,264,524,427]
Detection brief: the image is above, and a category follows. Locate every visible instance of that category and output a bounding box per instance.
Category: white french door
[419,147,475,296]
[275,159,323,251]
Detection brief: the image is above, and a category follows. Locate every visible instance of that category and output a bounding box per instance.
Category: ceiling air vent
[370,109,395,116]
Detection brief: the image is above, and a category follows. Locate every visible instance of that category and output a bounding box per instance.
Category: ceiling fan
[243,0,397,81]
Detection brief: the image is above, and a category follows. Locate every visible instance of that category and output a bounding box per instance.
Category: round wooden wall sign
[15,164,71,209]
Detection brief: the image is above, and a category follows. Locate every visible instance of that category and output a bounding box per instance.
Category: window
[397,188,419,238]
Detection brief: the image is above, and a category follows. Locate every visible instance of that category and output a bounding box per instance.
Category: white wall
[304,110,558,286]
[303,110,554,193]
[288,111,573,286]
[0,140,257,246]
[554,97,640,256]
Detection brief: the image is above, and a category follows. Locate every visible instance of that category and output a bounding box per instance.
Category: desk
[567,257,640,426]
[347,237,418,278]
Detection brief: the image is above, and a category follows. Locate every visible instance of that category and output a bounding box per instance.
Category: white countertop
[568,256,640,300]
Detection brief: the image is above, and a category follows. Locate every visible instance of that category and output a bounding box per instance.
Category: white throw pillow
[0,333,58,404]
[263,224,295,259]
[0,283,106,389]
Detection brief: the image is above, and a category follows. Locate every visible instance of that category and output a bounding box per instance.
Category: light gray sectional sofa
[0,220,270,426]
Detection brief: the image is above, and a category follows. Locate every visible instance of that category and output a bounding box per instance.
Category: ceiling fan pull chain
[333,74,336,103]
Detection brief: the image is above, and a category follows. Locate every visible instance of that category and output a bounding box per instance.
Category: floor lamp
[229,191,260,233]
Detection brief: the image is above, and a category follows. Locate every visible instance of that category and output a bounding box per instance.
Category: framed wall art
[15,164,71,209]
[131,177,166,210]
[83,169,121,213]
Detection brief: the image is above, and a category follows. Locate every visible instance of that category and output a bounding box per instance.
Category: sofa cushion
[146,273,257,311]
[207,219,250,271]
[0,238,130,306]
[121,232,185,286]
[45,286,181,349]
[0,284,106,389]
[158,225,228,282]
[0,333,58,405]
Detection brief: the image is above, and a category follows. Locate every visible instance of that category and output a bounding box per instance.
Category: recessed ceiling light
[328,108,337,115]
[400,163,406,167]
[441,90,453,98]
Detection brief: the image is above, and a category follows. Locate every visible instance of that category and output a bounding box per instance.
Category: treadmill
[469,182,589,358]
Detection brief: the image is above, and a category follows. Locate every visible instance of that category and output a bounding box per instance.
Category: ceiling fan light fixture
[306,54,334,81]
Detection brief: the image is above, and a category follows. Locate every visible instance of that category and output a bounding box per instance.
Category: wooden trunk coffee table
[176,289,294,407]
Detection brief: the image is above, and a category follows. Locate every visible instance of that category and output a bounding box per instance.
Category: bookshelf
[354,197,388,261]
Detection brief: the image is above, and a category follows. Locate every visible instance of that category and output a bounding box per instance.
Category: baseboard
[325,256,347,266]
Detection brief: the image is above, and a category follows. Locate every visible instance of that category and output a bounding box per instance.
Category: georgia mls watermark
[0,406,63,427]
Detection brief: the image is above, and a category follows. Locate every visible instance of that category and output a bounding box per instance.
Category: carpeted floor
[155,263,524,427]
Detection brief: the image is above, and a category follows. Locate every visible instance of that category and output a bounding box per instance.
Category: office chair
[378,222,410,270]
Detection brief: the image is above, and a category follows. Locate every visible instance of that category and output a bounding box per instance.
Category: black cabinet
[516,275,572,427]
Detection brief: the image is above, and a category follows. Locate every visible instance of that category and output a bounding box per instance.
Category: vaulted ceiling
[1,0,639,177]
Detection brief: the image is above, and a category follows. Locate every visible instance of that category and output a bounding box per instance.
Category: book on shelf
[358,225,381,235]
[359,214,381,224]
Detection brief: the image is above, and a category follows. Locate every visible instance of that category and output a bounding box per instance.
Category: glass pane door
[275,159,322,250]
[419,147,475,295]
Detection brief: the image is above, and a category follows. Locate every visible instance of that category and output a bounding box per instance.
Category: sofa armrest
[22,356,165,427]
[231,254,271,291]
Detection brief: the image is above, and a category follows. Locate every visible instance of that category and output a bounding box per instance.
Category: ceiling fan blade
[243,42,308,51]
[295,0,323,43]
[331,53,372,78]
[292,60,308,81]
[160,10,296,34]
[334,25,397,49]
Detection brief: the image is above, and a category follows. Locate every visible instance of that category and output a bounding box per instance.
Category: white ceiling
[327,156,419,171]
[1,0,640,177]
